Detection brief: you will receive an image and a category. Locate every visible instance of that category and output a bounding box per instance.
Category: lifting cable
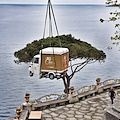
[40,0,62,74]
[43,0,62,47]
[48,0,57,72]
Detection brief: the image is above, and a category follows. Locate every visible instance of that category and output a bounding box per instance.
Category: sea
[0,4,120,120]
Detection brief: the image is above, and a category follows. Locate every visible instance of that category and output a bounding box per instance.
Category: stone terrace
[42,89,120,120]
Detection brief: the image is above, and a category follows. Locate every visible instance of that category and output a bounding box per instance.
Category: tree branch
[69,58,90,79]
[88,60,97,64]
[69,60,87,67]
[70,61,73,73]
[75,60,89,73]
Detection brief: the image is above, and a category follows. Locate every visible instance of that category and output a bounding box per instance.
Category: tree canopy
[14,34,106,63]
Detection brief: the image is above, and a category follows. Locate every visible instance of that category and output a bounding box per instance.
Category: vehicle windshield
[33,57,39,64]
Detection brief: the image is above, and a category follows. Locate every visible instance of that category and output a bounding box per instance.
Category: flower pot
[96,78,101,85]
[69,86,75,94]
[24,93,30,104]
[16,108,22,120]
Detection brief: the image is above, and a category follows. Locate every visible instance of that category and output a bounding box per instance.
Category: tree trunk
[62,74,71,94]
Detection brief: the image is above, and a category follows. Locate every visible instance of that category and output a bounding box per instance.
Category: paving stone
[63,107,70,111]
[92,104,100,107]
[80,101,88,104]
[105,98,110,100]
[99,101,104,104]
[42,112,45,115]
[56,106,65,109]
[42,114,52,118]
[88,101,96,104]
[66,104,74,108]
[58,114,67,119]
[79,110,89,113]
[101,105,107,108]
[74,102,82,106]
[53,118,64,120]
[92,119,99,120]
[94,113,104,117]
[67,110,75,114]
[73,105,81,108]
[89,107,96,111]
[55,109,64,114]
[66,113,74,117]
[91,96,99,99]
[84,115,91,119]
[92,115,103,120]
[43,109,51,113]
[50,108,57,111]
[70,107,78,111]
[81,105,90,108]
[96,110,104,113]
[96,107,103,110]
[44,118,53,120]
[75,111,84,115]
[66,118,77,120]
[80,107,89,111]
[50,112,58,117]
[75,114,83,118]
[86,112,94,116]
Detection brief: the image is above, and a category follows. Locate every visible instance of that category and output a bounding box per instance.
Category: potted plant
[96,78,101,85]
[24,93,30,104]
[68,86,75,94]
[16,108,22,120]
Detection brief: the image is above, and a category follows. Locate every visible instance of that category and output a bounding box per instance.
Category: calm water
[0,4,120,120]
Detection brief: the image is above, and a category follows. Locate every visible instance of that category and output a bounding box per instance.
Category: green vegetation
[14,34,106,62]
[25,93,30,96]
[100,0,120,48]
[16,108,21,112]
[106,0,120,6]
[100,18,104,23]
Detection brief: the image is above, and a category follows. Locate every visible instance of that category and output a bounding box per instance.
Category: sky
[0,0,106,5]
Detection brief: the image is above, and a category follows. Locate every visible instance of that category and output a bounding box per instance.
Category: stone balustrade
[7,79,120,120]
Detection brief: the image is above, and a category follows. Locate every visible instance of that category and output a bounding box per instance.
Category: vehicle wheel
[49,73,54,80]
[29,71,33,77]
[56,75,60,79]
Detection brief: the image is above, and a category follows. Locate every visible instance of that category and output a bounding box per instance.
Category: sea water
[0,4,120,120]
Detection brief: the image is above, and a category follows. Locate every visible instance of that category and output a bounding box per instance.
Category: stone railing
[32,94,63,104]
[31,79,120,108]
[8,79,120,120]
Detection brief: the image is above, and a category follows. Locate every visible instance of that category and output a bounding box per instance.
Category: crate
[40,47,69,72]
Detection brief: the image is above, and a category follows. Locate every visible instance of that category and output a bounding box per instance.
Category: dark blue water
[0,4,120,120]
